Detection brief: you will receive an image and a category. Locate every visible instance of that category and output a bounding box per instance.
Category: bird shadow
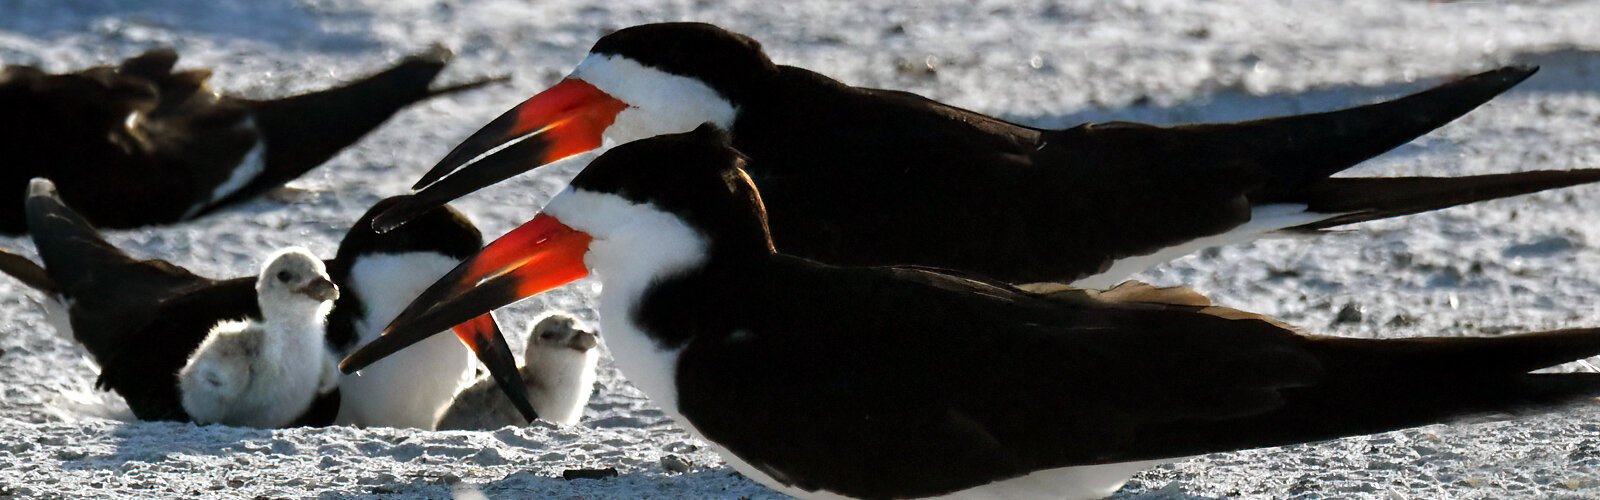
[317,468,784,499]
[0,0,380,57]
[58,419,296,471]
[56,419,1227,498]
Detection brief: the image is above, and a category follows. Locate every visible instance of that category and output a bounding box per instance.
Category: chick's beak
[298,277,339,302]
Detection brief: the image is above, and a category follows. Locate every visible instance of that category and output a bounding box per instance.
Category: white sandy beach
[2,0,1600,497]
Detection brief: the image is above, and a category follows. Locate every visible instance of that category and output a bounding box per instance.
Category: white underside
[545,188,1171,498]
[38,295,130,421]
[182,116,266,220]
[41,295,74,342]
[335,253,475,429]
[1067,204,1326,290]
[433,343,598,429]
[544,188,704,415]
[523,342,600,425]
[178,314,336,428]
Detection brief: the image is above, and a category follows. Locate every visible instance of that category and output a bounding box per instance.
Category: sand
[2,0,1600,498]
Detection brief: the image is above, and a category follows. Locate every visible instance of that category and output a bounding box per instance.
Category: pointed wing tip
[1481,65,1539,86]
[27,178,57,199]
[409,43,456,66]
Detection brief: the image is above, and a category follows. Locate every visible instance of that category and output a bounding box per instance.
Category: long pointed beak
[340,214,593,411]
[451,314,539,423]
[373,79,628,232]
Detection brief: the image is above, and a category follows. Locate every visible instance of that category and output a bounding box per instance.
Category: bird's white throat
[336,252,475,429]
[542,187,709,414]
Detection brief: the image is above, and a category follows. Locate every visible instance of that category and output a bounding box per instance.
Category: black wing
[0,49,246,232]
[23,178,221,358]
[737,66,1563,283]
[672,262,1600,498]
[93,276,258,421]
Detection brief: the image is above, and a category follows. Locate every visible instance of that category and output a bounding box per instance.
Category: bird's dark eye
[276,270,293,283]
[541,332,558,340]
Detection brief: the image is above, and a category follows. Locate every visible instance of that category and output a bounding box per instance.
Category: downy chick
[435,313,598,429]
[178,247,340,427]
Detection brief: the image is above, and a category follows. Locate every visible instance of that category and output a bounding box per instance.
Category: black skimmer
[178,247,341,427]
[349,126,1600,499]
[435,312,599,430]
[0,46,503,234]
[0,179,533,426]
[377,22,1600,288]
[327,196,537,429]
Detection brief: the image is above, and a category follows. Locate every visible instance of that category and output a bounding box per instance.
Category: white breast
[524,346,599,425]
[178,317,330,428]
[545,187,1170,498]
[335,253,476,429]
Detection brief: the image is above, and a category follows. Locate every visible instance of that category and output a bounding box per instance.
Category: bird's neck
[591,239,708,336]
[260,299,331,356]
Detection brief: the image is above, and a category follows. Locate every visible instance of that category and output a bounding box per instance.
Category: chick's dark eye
[276,270,293,283]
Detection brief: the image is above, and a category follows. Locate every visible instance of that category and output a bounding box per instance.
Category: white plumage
[334,253,477,429]
[435,312,600,429]
[178,247,340,427]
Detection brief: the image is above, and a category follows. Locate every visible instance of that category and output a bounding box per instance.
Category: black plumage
[0,46,502,233]
[0,181,522,424]
[364,126,1600,498]
[386,22,1600,285]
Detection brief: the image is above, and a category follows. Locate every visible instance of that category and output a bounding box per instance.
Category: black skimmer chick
[0,180,532,425]
[0,46,503,234]
[327,196,537,429]
[350,126,1600,499]
[178,247,341,427]
[378,22,1600,288]
[435,312,599,430]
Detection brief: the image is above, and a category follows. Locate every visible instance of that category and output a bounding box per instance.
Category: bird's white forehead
[570,53,738,144]
[543,187,671,239]
[541,187,708,275]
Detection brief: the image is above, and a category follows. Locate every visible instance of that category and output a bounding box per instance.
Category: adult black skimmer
[0,179,533,426]
[178,247,341,427]
[350,126,1600,499]
[435,312,599,429]
[0,46,503,234]
[378,22,1600,288]
[327,196,537,429]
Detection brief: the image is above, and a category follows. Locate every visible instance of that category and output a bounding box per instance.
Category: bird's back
[657,256,1600,498]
